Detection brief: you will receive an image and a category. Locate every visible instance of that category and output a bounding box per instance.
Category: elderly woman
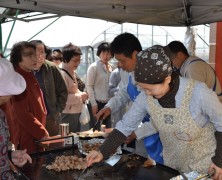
[87,45,222,179]
[8,41,49,154]
[0,59,32,179]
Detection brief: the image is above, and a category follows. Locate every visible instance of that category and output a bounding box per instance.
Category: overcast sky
[2,16,211,60]
[2,16,191,49]
[2,16,116,48]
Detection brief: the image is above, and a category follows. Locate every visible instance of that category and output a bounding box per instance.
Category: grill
[16,136,179,180]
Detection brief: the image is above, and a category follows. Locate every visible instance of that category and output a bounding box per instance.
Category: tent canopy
[0,0,222,26]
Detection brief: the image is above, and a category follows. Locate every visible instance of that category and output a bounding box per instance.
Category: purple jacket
[0,109,14,179]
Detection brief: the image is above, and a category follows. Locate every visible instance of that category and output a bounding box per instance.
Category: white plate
[77,129,106,138]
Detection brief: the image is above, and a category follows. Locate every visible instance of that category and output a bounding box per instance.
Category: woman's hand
[125,131,137,144]
[208,162,222,180]
[86,150,103,167]
[41,131,50,140]
[11,149,32,167]
[81,92,89,103]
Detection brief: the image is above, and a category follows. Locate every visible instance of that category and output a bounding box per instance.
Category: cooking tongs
[177,169,188,180]
[9,160,30,180]
[194,169,216,180]
[92,118,103,132]
[77,166,89,180]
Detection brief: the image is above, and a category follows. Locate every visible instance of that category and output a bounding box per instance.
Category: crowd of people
[0,32,222,179]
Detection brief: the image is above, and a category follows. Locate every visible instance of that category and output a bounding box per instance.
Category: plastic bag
[79,103,90,125]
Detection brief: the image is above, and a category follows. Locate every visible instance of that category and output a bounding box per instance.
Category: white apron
[147,79,216,173]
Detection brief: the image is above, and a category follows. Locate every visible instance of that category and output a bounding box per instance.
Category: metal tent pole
[4,16,60,58]
[3,10,19,56]
[215,22,222,85]
[26,17,60,42]
[0,22,2,54]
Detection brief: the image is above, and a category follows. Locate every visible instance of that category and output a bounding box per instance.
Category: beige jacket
[60,63,82,114]
[180,56,222,102]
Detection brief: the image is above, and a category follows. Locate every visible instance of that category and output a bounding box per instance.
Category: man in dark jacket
[30,40,68,136]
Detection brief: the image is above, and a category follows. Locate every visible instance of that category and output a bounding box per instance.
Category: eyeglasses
[36,52,47,57]
[53,56,62,61]
[22,52,36,58]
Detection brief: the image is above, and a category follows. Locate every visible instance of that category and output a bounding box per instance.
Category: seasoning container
[65,133,79,145]
[60,123,69,137]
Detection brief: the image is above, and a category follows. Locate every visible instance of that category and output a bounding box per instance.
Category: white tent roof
[0,0,222,26]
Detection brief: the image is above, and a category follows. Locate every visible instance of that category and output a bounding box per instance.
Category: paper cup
[60,123,69,136]
[100,125,106,132]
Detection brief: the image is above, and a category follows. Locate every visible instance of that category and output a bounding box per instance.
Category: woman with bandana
[86,45,222,179]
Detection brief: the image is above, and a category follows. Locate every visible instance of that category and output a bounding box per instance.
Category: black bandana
[135,45,174,84]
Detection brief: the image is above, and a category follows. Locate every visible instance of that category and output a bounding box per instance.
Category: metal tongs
[77,166,89,180]
[92,118,103,132]
[194,169,216,180]
[177,169,188,180]
[9,160,21,177]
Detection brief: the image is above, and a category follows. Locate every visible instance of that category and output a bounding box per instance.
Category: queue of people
[1,32,222,179]
[0,41,88,177]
